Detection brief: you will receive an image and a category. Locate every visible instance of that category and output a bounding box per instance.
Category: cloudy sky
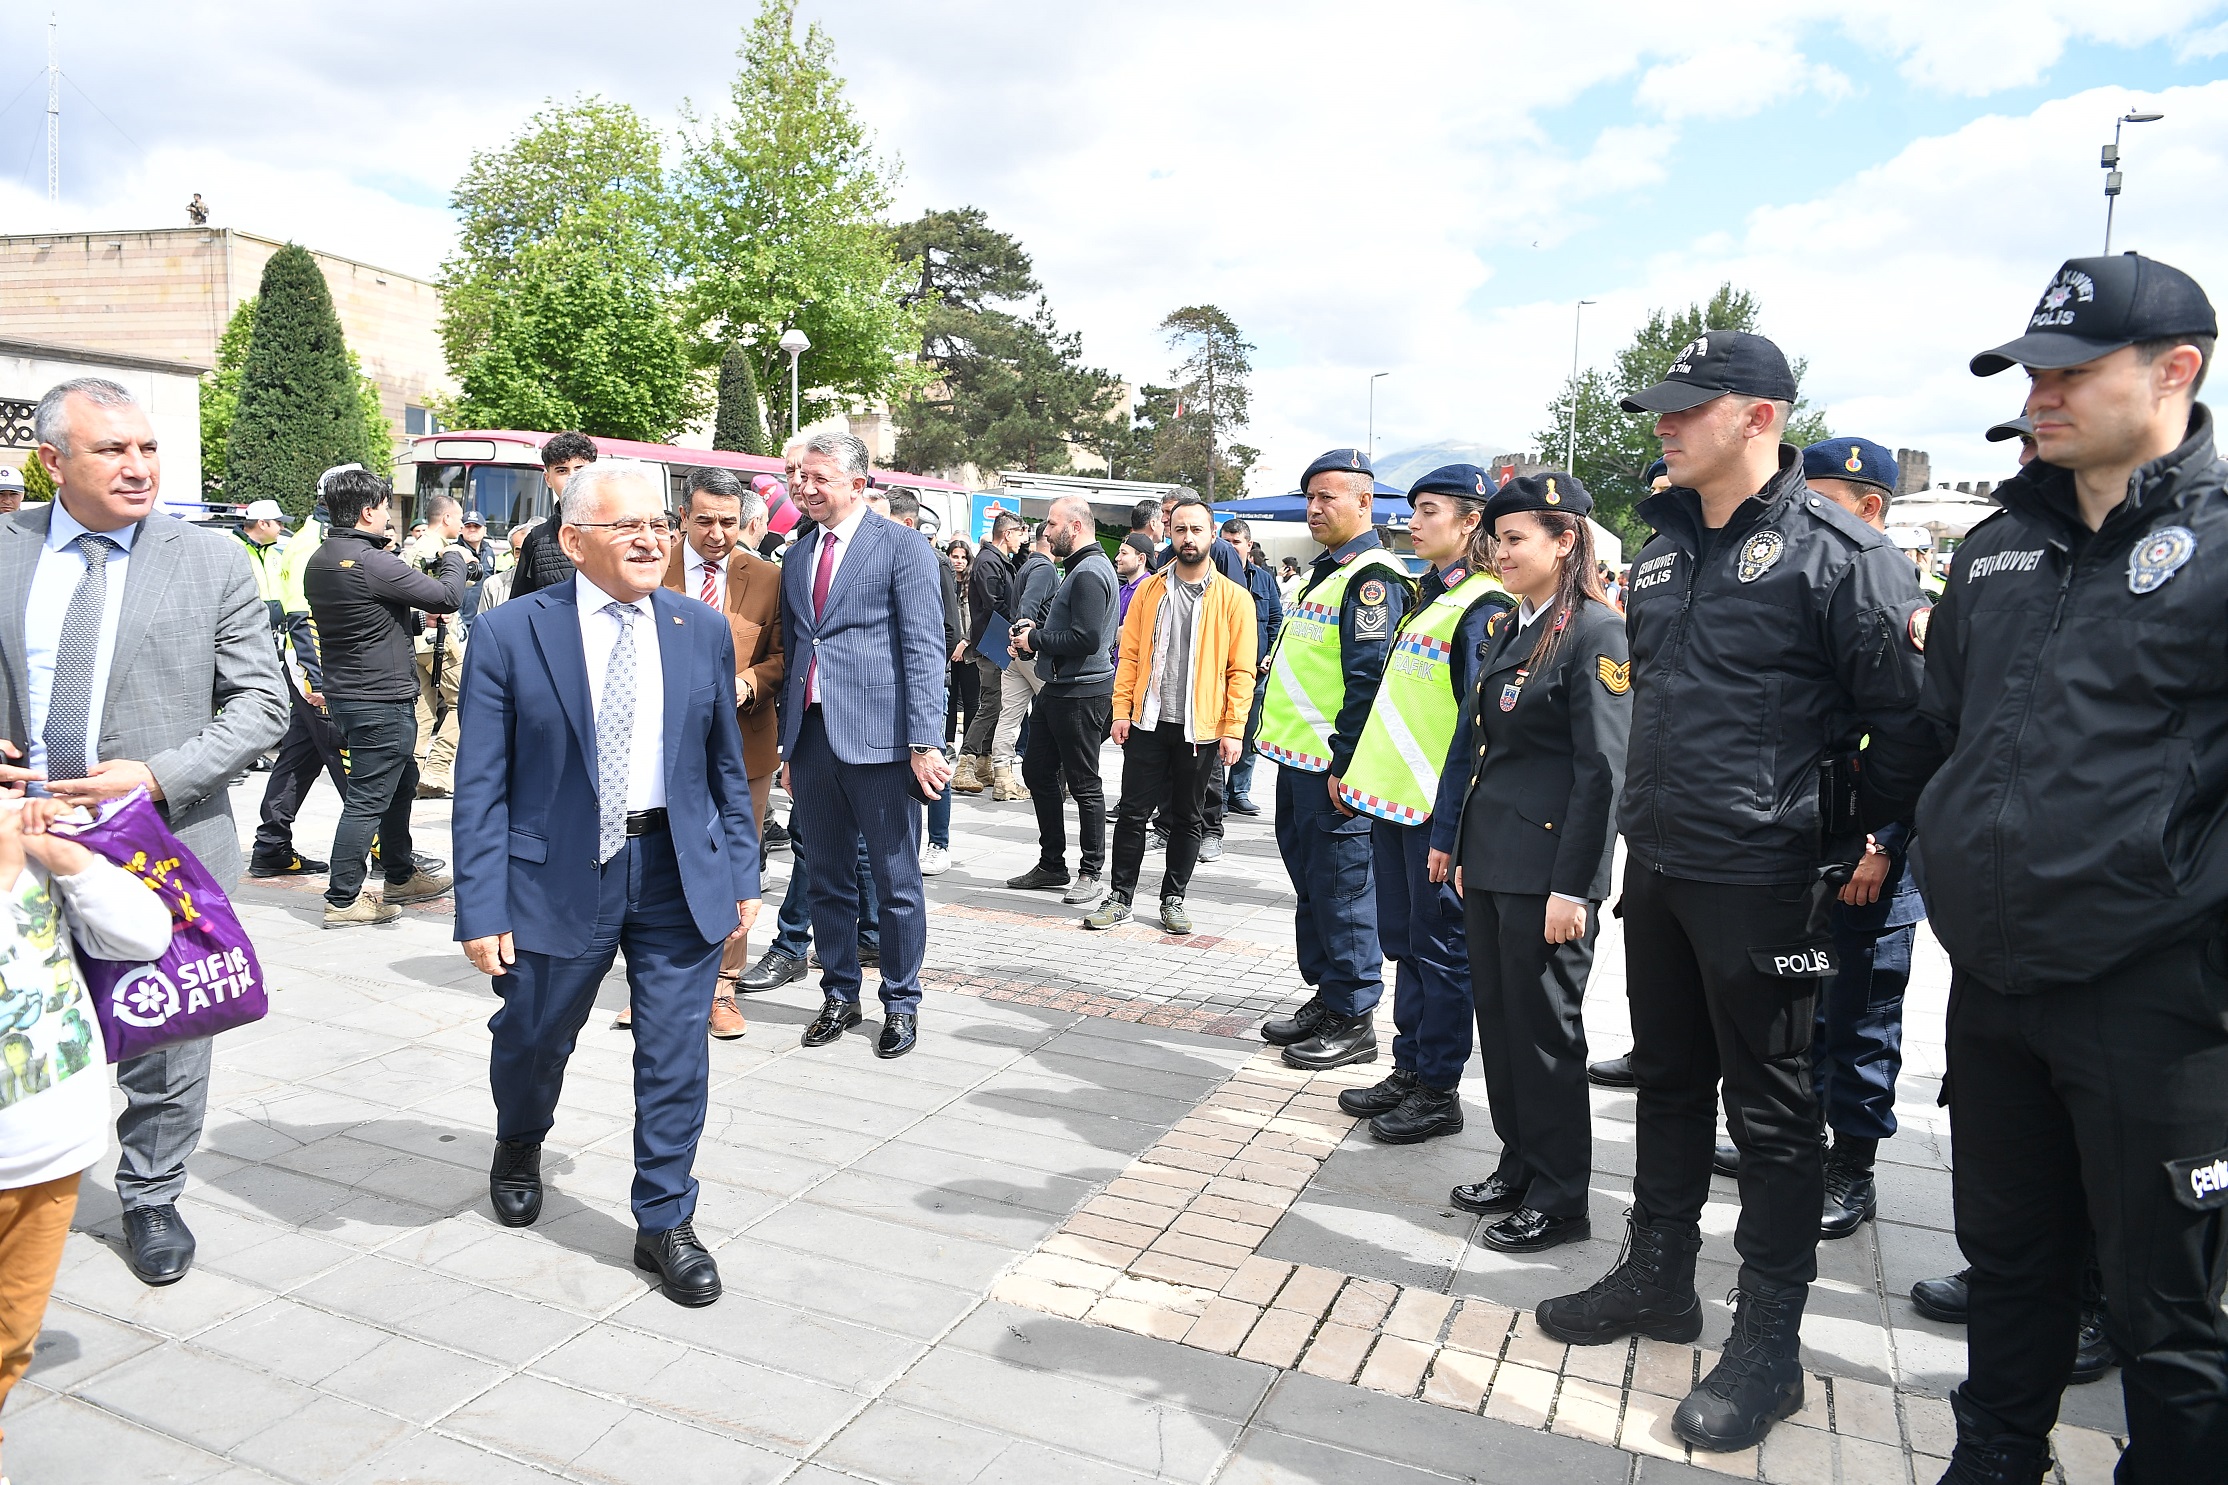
[2,1,2223,490]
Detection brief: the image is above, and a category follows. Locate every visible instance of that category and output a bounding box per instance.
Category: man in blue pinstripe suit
[777,433,952,1059]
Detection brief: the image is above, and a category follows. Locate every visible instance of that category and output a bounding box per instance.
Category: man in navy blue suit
[778,432,952,1059]
[452,461,762,1307]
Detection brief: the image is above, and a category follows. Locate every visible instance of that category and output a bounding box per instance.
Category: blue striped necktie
[42,533,118,783]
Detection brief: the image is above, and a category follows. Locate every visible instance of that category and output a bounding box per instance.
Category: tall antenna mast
[45,14,59,209]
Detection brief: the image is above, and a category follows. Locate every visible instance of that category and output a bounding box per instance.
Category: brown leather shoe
[708,989,747,1040]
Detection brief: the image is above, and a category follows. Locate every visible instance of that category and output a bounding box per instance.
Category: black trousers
[326,699,420,907]
[1947,941,2228,1479]
[252,684,348,863]
[1623,863,1831,1292]
[1024,691,1111,875]
[1469,889,1597,1218]
[947,660,980,744]
[1110,722,1215,903]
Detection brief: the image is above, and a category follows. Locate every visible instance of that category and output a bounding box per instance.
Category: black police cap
[1300,448,1373,492]
[1485,471,1593,523]
[1621,330,1799,413]
[1984,414,2035,443]
[1972,254,2217,376]
[1407,463,1494,500]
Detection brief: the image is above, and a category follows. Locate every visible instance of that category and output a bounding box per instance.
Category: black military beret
[1407,463,1494,500]
[1486,471,1593,523]
[1300,448,1373,491]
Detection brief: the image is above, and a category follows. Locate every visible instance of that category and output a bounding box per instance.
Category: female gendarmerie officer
[1334,466,1514,1142]
[1447,472,1629,1254]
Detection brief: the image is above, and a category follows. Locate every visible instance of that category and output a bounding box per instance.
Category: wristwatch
[909,745,938,756]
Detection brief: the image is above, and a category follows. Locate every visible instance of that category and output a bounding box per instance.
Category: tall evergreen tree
[225,246,380,517]
[202,297,389,499]
[713,342,769,454]
[1159,306,1255,500]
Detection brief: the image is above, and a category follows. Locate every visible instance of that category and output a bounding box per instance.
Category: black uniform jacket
[1452,597,1629,900]
[302,528,465,704]
[1872,403,2228,993]
[1621,445,1929,885]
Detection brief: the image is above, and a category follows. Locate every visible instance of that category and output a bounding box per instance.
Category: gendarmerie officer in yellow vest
[1333,465,1513,1141]
[1256,449,1416,1069]
[1445,472,1628,1255]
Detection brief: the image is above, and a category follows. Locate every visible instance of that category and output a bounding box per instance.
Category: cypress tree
[225,245,375,518]
[712,341,769,455]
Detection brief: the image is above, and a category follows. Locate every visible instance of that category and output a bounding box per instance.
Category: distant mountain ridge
[1370,441,1514,491]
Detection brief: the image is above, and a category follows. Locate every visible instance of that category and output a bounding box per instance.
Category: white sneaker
[920,844,951,876]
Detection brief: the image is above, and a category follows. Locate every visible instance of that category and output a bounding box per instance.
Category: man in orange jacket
[1083,496,1257,935]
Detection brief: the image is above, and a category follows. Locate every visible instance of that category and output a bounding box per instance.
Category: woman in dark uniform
[1449,472,1629,1253]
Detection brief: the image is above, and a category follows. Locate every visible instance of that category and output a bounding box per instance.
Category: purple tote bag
[49,788,267,1062]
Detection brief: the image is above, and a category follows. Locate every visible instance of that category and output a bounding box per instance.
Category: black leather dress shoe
[489,1139,543,1227]
[2071,1304,2114,1384]
[1450,1174,1525,1215]
[1228,795,1261,816]
[1820,1143,1877,1239]
[1005,862,1070,891]
[1337,1067,1416,1117]
[802,997,862,1047]
[738,949,806,992]
[1481,1207,1592,1253]
[634,1220,721,1307]
[1261,995,1330,1047]
[1712,1141,1741,1178]
[1369,1086,1463,1144]
[121,1204,195,1286]
[1910,1268,1969,1324]
[877,1013,918,1059]
[1586,1053,1636,1088]
[1282,1012,1376,1071]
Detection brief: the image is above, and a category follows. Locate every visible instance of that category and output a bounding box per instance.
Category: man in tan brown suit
[660,466,783,1038]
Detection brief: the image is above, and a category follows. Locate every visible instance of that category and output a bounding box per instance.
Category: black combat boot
[1820,1136,1878,1239]
[1337,1067,1415,1117]
[1261,995,1331,1046]
[1673,1285,1806,1453]
[1536,1207,1703,1345]
[1932,1390,2051,1484]
[1281,1011,1377,1071]
[1368,1085,1463,1144]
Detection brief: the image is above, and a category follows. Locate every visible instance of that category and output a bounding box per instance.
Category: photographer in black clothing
[304,470,465,927]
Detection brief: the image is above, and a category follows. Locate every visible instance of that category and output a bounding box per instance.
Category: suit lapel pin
[672,615,683,624]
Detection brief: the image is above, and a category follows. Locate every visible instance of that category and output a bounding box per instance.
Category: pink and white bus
[394,430,971,541]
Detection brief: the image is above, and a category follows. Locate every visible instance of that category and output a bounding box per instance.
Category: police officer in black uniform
[1533,331,1930,1456]
[1867,255,2227,1485]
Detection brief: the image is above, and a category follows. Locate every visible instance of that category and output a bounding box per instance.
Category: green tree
[713,341,770,454]
[21,450,54,504]
[675,1,919,438]
[439,97,699,441]
[1536,284,1830,541]
[224,247,386,517]
[889,208,1120,477]
[1158,306,1255,499]
[201,298,392,499]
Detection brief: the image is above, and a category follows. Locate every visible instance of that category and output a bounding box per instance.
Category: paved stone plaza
[7,758,2127,1483]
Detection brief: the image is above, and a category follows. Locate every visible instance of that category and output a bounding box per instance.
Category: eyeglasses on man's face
[571,517,675,539]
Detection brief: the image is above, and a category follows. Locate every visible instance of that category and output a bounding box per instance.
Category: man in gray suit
[778,432,952,1059]
[0,378,288,1285]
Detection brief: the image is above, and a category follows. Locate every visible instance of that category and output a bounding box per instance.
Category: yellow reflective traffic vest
[1338,569,1505,823]
[1255,548,1406,773]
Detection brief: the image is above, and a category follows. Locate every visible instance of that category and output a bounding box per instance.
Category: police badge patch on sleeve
[1736,530,1785,583]
[1908,607,1930,652]
[2128,526,2197,595]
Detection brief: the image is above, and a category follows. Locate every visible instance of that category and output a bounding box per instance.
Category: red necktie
[699,558,717,605]
[807,532,838,701]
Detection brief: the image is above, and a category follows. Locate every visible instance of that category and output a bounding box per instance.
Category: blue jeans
[770,807,881,962]
[928,775,953,849]
[1227,678,1269,802]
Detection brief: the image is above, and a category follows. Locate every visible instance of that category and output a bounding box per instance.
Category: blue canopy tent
[1214,483,1413,527]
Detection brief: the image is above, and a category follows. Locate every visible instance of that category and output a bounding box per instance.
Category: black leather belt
[625,808,668,837]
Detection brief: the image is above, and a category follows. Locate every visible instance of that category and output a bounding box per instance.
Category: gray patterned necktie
[42,534,118,783]
[596,601,640,864]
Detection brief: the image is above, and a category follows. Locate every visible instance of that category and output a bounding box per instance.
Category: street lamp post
[1367,371,1389,461]
[1565,299,1595,474]
[779,326,811,436]
[2102,110,2165,254]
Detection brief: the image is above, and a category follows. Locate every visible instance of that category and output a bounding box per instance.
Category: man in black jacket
[989,524,1058,799]
[509,432,595,599]
[304,469,466,927]
[954,512,1023,792]
[1870,256,2225,1485]
[1005,496,1118,904]
[1534,332,1929,1456]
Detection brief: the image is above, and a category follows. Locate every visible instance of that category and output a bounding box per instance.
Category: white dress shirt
[24,500,140,780]
[575,575,667,812]
[684,547,728,609]
[805,504,869,705]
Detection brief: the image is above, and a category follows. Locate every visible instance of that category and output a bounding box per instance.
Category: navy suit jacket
[777,511,947,765]
[452,581,762,956]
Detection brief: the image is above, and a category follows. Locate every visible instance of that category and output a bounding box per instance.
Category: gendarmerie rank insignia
[1596,657,1630,695]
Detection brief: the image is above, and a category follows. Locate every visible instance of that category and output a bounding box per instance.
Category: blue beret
[1801,438,1898,494]
[1300,448,1373,491]
[1486,471,1593,523]
[1408,463,1493,500]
